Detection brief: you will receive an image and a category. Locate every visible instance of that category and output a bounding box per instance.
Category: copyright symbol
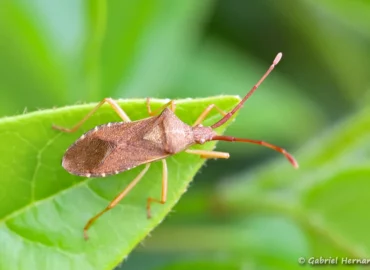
[298,257,305,265]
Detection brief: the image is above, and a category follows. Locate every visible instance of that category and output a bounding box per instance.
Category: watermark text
[298,256,370,266]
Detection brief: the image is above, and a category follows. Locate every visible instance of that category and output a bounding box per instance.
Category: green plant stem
[85,0,107,101]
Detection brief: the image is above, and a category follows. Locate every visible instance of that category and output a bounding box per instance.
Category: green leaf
[134,216,308,270]
[272,0,370,103]
[0,1,69,115]
[0,0,214,114]
[157,261,240,270]
[0,96,239,270]
[218,106,370,261]
[99,0,214,99]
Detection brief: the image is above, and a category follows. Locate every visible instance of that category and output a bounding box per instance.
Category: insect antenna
[211,52,282,129]
[211,135,298,168]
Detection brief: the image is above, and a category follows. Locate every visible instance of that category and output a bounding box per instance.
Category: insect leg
[53,98,131,133]
[83,163,151,240]
[146,159,168,218]
[192,104,227,127]
[146,98,176,116]
[185,149,230,159]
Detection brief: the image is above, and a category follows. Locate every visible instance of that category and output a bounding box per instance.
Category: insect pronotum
[53,52,298,239]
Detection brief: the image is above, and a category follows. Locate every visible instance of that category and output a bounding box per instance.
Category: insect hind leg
[147,159,168,218]
[83,163,151,240]
[146,98,176,116]
[53,98,131,133]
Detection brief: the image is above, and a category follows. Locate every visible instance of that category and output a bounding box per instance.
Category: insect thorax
[155,108,216,153]
[192,125,216,144]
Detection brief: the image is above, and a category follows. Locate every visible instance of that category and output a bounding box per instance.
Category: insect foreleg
[146,98,176,116]
[185,149,230,159]
[192,104,227,127]
[83,163,151,240]
[53,98,131,133]
[146,159,168,218]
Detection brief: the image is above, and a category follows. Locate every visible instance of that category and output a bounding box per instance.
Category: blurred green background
[1,0,370,269]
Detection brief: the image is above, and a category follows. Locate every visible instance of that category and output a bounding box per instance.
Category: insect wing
[62,117,169,177]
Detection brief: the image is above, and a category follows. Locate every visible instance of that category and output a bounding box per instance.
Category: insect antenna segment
[209,53,298,168]
[212,135,298,168]
[211,53,282,129]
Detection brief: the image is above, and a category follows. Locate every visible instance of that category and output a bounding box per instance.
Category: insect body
[62,108,207,177]
[53,52,298,239]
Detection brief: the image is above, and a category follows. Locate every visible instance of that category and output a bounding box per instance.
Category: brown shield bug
[53,52,298,239]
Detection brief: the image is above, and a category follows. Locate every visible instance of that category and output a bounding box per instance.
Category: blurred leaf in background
[0,0,369,269]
